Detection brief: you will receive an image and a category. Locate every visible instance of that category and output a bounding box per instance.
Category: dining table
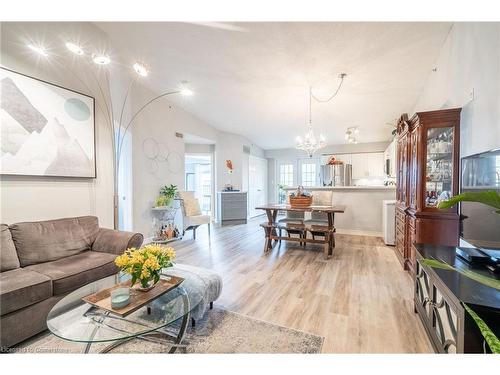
[255,204,346,259]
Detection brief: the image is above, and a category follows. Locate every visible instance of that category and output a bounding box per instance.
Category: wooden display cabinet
[395,108,461,273]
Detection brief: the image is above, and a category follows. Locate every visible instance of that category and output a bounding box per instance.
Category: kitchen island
[283,186,395,237]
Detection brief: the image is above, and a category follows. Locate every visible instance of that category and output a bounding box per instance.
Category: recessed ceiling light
[133,62,148,77]
[27,44,48,56]
[65,42,84,55]
[92,54,110,65]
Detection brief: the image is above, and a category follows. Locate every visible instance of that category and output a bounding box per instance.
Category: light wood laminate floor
[173,218,433,353]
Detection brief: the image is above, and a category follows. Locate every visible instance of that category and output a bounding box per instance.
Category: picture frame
[0,67,96,178]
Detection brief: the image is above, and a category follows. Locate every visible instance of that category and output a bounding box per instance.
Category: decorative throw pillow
[184,197,202,216]
[1,224,20,272]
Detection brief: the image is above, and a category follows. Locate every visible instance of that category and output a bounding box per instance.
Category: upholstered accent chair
[178,191,211,240]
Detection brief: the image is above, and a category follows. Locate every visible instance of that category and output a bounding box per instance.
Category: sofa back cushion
[9,216,100,267]
[1,224,20,272]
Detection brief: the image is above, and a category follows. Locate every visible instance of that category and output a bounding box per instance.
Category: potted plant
[114,244,176,291]
[437,190,500,213]
[154,184,178,207]
[431,190,500,353]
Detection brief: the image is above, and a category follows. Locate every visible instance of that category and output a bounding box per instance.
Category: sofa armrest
[92,228,144,255]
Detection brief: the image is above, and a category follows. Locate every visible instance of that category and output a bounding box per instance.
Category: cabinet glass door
[425,127,454,208]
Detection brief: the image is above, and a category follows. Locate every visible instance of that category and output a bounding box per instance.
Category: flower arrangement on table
[289,185,313,207]
[114,244,176,291]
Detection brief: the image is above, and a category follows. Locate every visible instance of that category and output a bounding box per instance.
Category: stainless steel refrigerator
[321,164,352,186]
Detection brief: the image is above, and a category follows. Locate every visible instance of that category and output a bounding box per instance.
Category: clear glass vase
[135,278,155,292]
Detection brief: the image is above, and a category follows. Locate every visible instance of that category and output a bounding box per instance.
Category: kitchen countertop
[283,186,396,190]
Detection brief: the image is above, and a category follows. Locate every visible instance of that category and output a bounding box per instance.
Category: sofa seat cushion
[1,224,20,272]
[10,216,100,267]
[0,268,52,316]
[25,251,118,296]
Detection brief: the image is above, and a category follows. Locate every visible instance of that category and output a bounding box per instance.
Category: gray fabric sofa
[0,216,143,348]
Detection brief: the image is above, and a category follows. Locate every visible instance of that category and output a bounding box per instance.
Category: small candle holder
[111,287,130,309]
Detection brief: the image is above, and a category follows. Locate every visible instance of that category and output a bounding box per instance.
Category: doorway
[248,155,268,218]
[185,154,213,217]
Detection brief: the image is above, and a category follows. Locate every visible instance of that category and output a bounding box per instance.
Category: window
[301,162,317,186]
[279,164,294,187]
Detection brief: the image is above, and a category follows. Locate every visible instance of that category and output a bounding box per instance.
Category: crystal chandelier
[295,87,326,157]
[295,73,346,157]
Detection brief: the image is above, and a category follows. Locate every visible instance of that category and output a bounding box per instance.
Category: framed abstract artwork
[0,67,96,178]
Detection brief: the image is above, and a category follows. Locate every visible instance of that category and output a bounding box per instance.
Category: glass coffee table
[47,272,204,353]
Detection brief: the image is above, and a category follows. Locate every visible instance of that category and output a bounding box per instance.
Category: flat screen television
[460,148,500,249]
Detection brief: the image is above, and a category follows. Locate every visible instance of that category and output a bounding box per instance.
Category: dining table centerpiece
[114,244,176,291]
[289,185,313,207]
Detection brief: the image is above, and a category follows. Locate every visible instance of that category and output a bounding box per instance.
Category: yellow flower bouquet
[114,244,176,291]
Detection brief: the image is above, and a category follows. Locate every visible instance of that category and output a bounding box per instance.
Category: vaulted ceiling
[96,22,451,149]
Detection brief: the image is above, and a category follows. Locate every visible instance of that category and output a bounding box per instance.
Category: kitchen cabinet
[351,152,384,179]
[217,192,248,226]
[395,108,461,273]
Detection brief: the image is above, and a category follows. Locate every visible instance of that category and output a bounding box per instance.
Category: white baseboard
[335,228,383,237]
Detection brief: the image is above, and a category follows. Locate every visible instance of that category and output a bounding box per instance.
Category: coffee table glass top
[47,271,204,343]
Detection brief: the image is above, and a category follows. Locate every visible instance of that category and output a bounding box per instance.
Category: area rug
[16,307,324,354]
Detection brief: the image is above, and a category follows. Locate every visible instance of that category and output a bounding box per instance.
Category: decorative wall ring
[147,159,159,174]
[157,142,170,162]
[143,138,159,159]
[167,151,183,174]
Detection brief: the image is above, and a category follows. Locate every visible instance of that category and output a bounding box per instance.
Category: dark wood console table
[414,243,500,353]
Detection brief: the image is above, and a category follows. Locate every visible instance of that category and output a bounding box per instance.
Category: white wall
[185,143,214,154]
[413,23,500,157]
[215,131,264,192]
[0,22,115,227]
[130,83,264,235]
[130,84,220,235]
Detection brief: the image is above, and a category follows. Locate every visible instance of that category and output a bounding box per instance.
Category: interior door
[249,156,268,218]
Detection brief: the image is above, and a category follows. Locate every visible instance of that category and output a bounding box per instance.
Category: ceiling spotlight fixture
[133,62,148,77]
[65,42,84,55]
[180,87,194,96]
[27,44,48,56]
[345,127,359,144]
[92,54,111,65]
[179,82,193,96]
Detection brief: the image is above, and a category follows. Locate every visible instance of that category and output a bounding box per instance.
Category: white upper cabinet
[351,152,385,178]
[320,151,385,180]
